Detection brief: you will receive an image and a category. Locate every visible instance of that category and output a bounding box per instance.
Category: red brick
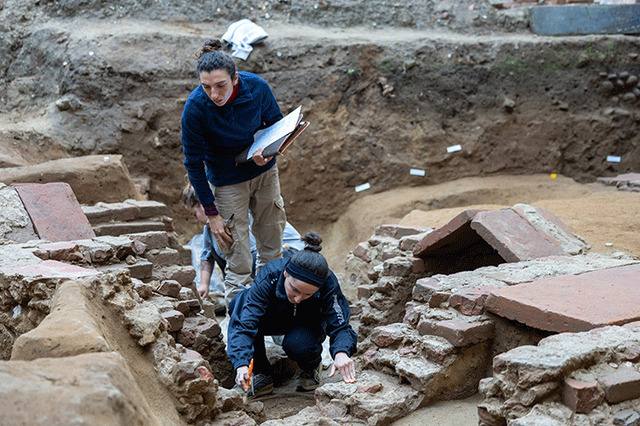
[161,309,185,332]
[413,209,485,258]
[156,280,181,298]
[370,324,407,348]
[563,377,605,413]
[11,182,96,242]
[352,242,371,262]
[417,319,494,347]
[37,241,84,262]
[1,260,99,279]
[470,208,565,262]
[598,367,640,403]
[485,264,640,333]
[450,286,500,316]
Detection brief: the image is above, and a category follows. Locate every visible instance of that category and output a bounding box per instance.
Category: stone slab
[531,5,640,35]
[413,209,485,257]
[11,182,95,242]
[1,259,99,279]
[0,184,39,243]
[470,208,566,262]
[485,264,640,332]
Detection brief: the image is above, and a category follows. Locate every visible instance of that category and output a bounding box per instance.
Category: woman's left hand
[252,148,273,166]
[329,352,357,383]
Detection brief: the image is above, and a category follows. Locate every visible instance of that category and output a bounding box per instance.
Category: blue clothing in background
[181,71,283,207]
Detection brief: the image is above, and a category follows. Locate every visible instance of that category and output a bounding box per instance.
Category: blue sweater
[181,71,284,207]
[227,258,358,370]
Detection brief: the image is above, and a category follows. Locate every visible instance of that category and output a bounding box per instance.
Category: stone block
[98,202,139,222]
[598,367,640,404]
[94,221,167,237]
[155,265,196,286]
[125,231,169,250]
[485,264,640,333]
[381,257,424,278]
[450,286,498,316]
[357,284,374,299]
[0,184,38,243]
[11,182,96,242]
[74,239,113,264]
[353,242,371,262]
[156,280,181,298]
[470,208,565,262]
[370,323,410,348]
[375,224,428,239]
[613,409,640,426]
[412,277,443,303]
[562,376,605,414]
[81,205,112,224]
[131,278,153,299]
[417,319,494,347]
[1,260,99,280]
[428,292,450,308]
[93,235,134,259]
[96,260,153,280]
[161,309,185,333]
[145,248,181,266]
[399,232,431,252]
[36,241,84,263]
[413,209,485,258]
[124,199,169,218]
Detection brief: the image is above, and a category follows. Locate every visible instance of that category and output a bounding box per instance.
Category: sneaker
[295,362,322,392]
[240,374,273,398]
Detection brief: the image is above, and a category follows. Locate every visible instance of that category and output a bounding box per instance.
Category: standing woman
[181,39,287,303]
[227,231,358,397]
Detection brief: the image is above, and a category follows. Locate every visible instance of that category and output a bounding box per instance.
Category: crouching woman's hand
[329,352,356,384]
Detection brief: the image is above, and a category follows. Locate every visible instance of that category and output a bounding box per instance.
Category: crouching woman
[227,231,357,396]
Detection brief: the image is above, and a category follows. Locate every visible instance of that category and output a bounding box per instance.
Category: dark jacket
[181,71,283,207]
[227,257,358,370]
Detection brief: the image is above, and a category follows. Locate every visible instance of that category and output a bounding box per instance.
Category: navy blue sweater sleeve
[322,272,358,359]
[226,264,279,370]
[181,96,216,206]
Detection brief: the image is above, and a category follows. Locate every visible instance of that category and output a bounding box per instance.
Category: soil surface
[1,0,639,423]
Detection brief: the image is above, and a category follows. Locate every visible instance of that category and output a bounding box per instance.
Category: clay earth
[0,0,639,423]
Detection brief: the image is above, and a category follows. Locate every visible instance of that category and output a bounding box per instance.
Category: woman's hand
[235,365,250,391]
[328,352,356,384]
[252,148,274,166]
[208,214,233,250]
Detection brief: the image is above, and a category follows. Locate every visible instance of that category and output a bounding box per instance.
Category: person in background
[226,231,358,398]
[181,183,304,301]
[181,39,287,303]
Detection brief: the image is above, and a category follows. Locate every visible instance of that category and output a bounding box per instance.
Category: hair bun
[301,231,322,253]
[196,39,223,59]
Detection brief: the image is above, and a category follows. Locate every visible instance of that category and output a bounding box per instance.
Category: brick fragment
[370,323,408,348]
[124,199,169,218]
[563,376,605,414]
[413,209,484,258]
[161,309,185,332]
[375,224,427,239]
[156,280,181,298]
[449,286,498,316]
[417,319,494,347]
[353,242,371,262]
[412,277,443,303]
[37,241,85,262]
[598,367,640,404]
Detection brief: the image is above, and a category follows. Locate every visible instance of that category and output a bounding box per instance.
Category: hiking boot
[295,362,322,392]
[232,373,274,399]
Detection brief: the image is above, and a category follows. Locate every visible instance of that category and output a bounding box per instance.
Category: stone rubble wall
[271,222,639,425]
[82,199,175,237]
[478,323,640,425]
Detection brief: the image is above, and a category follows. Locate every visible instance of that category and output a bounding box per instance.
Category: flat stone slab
[11,182,95,242]
[531,5,640,35]
[1,260,99,279]
[485,264,640,332]
[0,184,38,243]
[413,209,485,257]
[471,208,567,262]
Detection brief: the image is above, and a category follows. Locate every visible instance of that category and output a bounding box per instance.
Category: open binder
[235,106,310,165]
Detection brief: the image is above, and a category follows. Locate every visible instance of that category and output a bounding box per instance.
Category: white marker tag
[410,169,426,176]
[606,155,621,163]
[447,144,462,153]
[355,182,371,192]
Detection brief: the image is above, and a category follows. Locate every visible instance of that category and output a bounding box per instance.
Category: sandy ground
[315,174,640,290]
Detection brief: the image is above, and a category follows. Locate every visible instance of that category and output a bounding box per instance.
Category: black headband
[285,261,326,288]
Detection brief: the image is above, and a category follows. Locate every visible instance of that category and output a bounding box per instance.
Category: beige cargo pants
[209,165,286,303]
